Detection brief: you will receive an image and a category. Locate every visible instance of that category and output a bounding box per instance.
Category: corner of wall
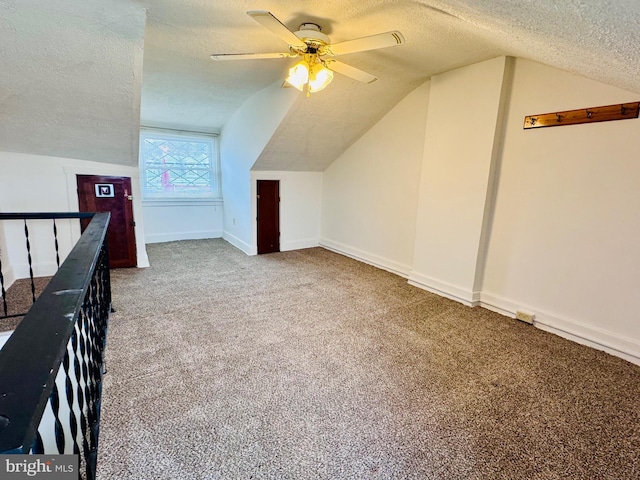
[220,82,299,254]
[410,55,511,309]
[223,231,254,256]
[407,271,480,306]
[472,56,516,293]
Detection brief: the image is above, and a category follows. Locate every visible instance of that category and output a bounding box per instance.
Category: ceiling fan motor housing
[294,22,331,51]
[211,11,404,86]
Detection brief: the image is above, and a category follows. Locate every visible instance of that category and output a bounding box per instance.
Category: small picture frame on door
[95,184,115,198]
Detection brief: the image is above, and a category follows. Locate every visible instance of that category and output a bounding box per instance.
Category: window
[139,130,221,200]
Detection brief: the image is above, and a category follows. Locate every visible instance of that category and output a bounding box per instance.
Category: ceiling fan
[210,10,405,96]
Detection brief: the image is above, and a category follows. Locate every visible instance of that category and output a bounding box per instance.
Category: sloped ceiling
[0,0,146,165]
[2,1,639,169]
[141,0,640,171]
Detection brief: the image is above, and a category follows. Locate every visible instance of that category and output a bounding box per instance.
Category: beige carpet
[97,239,640,479]
[0,276,50,332]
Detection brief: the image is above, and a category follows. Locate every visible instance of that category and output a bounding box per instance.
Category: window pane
[140,132,219,199]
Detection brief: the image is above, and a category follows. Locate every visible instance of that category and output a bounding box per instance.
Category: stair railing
[0,212,111,480]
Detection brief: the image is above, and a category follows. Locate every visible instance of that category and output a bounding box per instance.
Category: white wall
[0,220,13,289]
[220,82,298,254]
[318,55,640,366]
[320,81,430,277]
[409,56,511,303]
[480,58,640,364]
[0,151,150,284]
[250,171,322,254]
[142,201,223,243]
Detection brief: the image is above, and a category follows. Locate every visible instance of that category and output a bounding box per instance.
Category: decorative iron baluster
[63,344,80,455]
[77,311,91,479]
[24,219,36,303]
[86,266,101,480]
[0,212,110,480]
[53,218,61,268]
[49,382,65,453]
[0,250,7,317]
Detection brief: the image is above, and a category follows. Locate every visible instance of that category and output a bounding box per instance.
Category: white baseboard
[223,231,253,256]
[12,262,59,279]
[145,229,223,244]
[224,236,318,256]
[319,238,411,278]
[281,238,319,252]
[136,250,150,268]
[407,271,479,306]
[6,255,150,273]
[480,292,640,367]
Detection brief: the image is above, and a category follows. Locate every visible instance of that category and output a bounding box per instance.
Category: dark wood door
[257,180,280,254]
[77,175,137,268]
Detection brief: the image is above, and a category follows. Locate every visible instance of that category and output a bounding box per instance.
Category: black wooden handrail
[0,212,111,480]
[0,213,95,221]
[0,212,97,319]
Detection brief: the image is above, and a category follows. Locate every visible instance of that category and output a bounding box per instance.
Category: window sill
[142,198,223,207]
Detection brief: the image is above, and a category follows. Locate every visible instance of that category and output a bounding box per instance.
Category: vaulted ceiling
[2,0,639,169]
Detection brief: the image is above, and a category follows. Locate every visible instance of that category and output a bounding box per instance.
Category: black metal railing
[0,212,95,320]
[0,212,111,480]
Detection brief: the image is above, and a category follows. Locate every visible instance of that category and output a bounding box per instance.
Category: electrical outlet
[515,310,535,324]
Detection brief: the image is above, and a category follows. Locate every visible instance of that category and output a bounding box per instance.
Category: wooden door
[257,180,280,254]
[77,175,137,268]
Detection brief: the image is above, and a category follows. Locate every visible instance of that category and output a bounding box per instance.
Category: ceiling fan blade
[326,60,378,84]
[329,31,405,56]
[247,10,307,49]
[210,52,295,61]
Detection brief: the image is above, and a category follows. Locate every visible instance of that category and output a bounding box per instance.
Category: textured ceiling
[2,1,639,169]
[135,0,640,171]
[0,0,146,165]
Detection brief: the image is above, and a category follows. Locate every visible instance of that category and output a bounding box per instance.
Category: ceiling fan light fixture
[285,57,333,96]
[308,63,334,93]
[285,61,309,91]
[214,11,405,95]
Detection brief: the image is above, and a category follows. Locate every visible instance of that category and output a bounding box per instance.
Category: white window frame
[139,128,222,203]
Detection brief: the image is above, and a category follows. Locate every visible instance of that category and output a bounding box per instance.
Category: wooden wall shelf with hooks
[523,102,639,129]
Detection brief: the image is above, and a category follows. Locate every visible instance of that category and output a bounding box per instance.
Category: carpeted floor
[97,239,640,479]
[0,277,50,332]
